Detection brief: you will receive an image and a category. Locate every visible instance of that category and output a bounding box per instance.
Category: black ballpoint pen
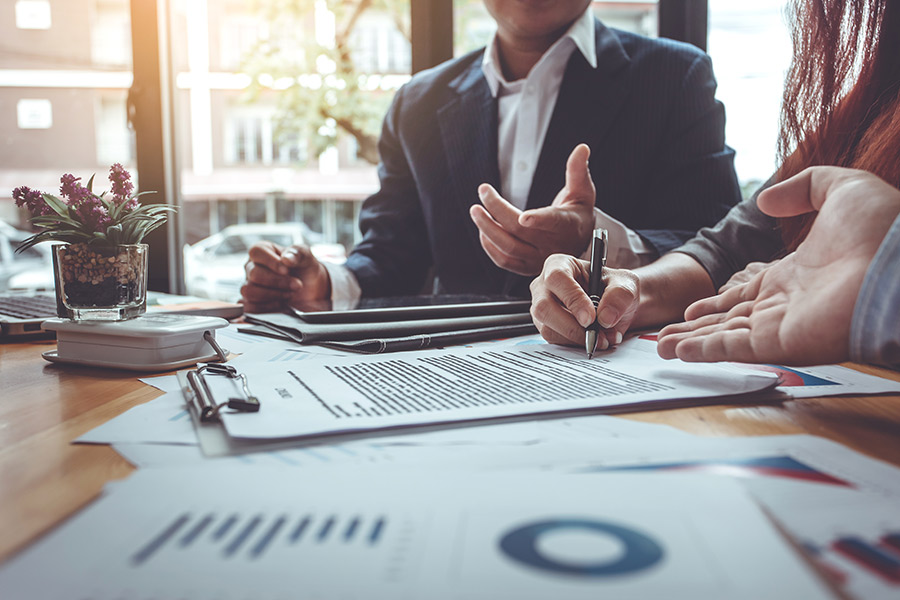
[585,228,608,359]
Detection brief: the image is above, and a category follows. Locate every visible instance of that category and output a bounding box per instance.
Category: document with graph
[200,337,778,440]
[0,469,832,599]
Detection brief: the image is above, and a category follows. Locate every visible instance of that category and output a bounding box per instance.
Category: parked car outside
[183,223,346,301]
[0,220,55,292]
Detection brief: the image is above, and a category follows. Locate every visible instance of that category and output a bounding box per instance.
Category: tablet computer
[293,295,531,324]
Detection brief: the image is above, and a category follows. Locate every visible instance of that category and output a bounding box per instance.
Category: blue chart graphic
[130,512,388,566]
[498,519,664,577]
[743,364,838,387]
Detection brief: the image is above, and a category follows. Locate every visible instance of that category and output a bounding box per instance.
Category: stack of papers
[7,325,900,599]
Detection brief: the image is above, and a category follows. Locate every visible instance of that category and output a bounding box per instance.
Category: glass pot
[52,243,148,321]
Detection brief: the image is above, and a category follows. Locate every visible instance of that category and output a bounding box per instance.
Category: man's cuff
[579,208,657,268]
[322,262,362,311]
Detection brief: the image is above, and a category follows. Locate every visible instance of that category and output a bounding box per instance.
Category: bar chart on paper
[0,504,427,598]
[787,497,900,599]
[131,511,392,565]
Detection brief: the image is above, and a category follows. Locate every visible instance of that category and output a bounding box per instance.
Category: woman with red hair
[529,0,900,367]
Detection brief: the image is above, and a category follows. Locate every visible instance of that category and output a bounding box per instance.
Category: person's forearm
[631,252,716,329]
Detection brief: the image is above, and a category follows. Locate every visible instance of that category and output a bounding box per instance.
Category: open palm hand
[657,167,900,365]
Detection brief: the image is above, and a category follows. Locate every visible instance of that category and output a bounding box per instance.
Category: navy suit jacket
[344,20,741,298]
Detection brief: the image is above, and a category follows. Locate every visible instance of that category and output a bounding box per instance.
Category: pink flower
[59,173,110,232]
[108,163,137,210]
[12,186,53,217]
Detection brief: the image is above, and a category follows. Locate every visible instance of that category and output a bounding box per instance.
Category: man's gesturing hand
[470,144,596,276]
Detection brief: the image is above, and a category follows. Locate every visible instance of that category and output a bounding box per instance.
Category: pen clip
[594,228,608,267]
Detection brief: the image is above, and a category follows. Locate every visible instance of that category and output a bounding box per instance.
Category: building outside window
[171,0,411,299]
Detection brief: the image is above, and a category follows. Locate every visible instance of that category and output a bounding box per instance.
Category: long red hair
[777,0,900,249]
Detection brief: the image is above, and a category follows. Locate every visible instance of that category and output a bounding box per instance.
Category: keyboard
[0,293,57,319]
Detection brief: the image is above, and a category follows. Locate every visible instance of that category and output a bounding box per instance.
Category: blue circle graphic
[498,518,664,577]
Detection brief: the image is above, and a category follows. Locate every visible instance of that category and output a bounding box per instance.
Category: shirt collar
[482,7,597,98]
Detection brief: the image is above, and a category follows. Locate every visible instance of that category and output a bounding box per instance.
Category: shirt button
[516,161,528,171]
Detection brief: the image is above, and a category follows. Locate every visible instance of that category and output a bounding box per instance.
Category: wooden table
[2,337,900,565]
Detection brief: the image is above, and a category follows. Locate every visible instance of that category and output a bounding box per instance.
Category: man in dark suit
[241,0,740,312]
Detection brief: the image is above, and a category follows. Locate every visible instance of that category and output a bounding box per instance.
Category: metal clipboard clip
[185,363,260,422]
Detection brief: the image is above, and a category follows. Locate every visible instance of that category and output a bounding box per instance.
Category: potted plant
[13,164,174,321]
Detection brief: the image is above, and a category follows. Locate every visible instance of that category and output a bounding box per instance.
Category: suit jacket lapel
[525,20,632,211]
[437,57,501,273]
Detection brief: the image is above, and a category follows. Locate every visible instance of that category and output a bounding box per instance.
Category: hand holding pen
[585,228,608,358]
[528,235,640,350]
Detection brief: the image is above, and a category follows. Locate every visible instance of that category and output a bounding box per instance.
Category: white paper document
[112,414,690,467]
[401,434,900,499]
[629,335,900,398]
[214,323,303,355]
[76,391,196,446]
[733,363,900,398]
[562,434,900,499]
[138,375,182,393]
[211,339,777,440]
[111,440,400,469]
[0,469,831,599]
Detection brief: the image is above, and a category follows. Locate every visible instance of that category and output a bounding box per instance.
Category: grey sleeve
[673,179,785,289]
[850,215,900,369]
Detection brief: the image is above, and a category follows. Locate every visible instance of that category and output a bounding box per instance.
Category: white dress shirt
[326,6,653,306]
[482,7,654,269]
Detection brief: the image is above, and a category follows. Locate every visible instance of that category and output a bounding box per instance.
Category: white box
[42,314,229,371]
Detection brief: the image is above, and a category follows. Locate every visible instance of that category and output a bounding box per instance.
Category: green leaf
[100,194,115,214]
[86,174,95,193]
[105,223,123,246]
[41,193,69,217]
[14,232,47,253]
[30,215,82,228]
